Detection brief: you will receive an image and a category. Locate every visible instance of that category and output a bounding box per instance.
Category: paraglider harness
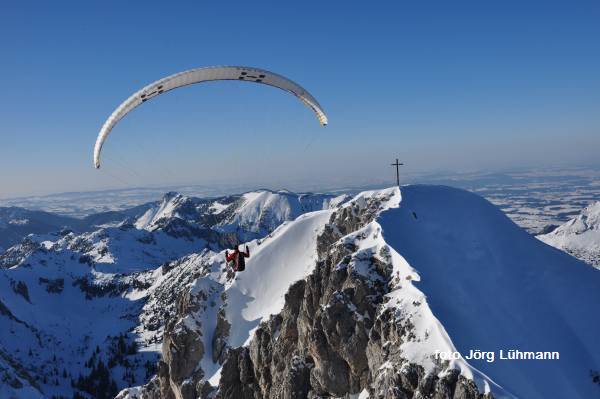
[225,245,250,272]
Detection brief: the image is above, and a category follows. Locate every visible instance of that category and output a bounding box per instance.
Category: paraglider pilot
[225,245,250,273]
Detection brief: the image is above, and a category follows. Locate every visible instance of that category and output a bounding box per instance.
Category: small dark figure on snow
[225,245,250,275]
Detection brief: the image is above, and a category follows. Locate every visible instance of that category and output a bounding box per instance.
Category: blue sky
[1,1,599,197]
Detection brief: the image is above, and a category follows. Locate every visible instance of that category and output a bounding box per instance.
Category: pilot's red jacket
[226,246,250,271]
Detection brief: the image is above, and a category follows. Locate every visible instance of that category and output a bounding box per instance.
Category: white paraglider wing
[93,66,327,168]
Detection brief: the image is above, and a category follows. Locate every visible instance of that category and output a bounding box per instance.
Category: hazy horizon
[1,162,598,201]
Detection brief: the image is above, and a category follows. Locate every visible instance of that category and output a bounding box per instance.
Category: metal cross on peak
[391,158,404,187]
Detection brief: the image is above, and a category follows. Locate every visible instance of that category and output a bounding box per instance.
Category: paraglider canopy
[93,66,327,169]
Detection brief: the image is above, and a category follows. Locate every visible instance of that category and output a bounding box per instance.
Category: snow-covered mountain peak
[339,186,399,212]
[132,189,344,239]
[553,200,600,234]
[215,189,347,240]
[134,192,195,230]
[538,200,600,268]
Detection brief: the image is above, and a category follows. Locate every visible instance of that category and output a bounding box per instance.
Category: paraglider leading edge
[93,66,328,169]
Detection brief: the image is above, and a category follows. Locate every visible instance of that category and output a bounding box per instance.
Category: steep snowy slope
[537,201,600,268]
[379,186,600,399]
[224,208,335,347]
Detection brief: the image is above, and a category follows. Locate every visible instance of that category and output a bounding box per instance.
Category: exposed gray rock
[197,379,216,399]
[157,361,176,399]
[116,375,164,399]
[216,347,257,399]
[161,291,206,399]
[212,305,230,364]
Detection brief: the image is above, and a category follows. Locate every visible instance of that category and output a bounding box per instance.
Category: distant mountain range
[3,166,600,235]
[0,190,347,254]
[0,204,150,253]
[0,208,82,252]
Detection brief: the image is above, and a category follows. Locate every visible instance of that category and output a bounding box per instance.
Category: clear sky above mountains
[1,1,599,197]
